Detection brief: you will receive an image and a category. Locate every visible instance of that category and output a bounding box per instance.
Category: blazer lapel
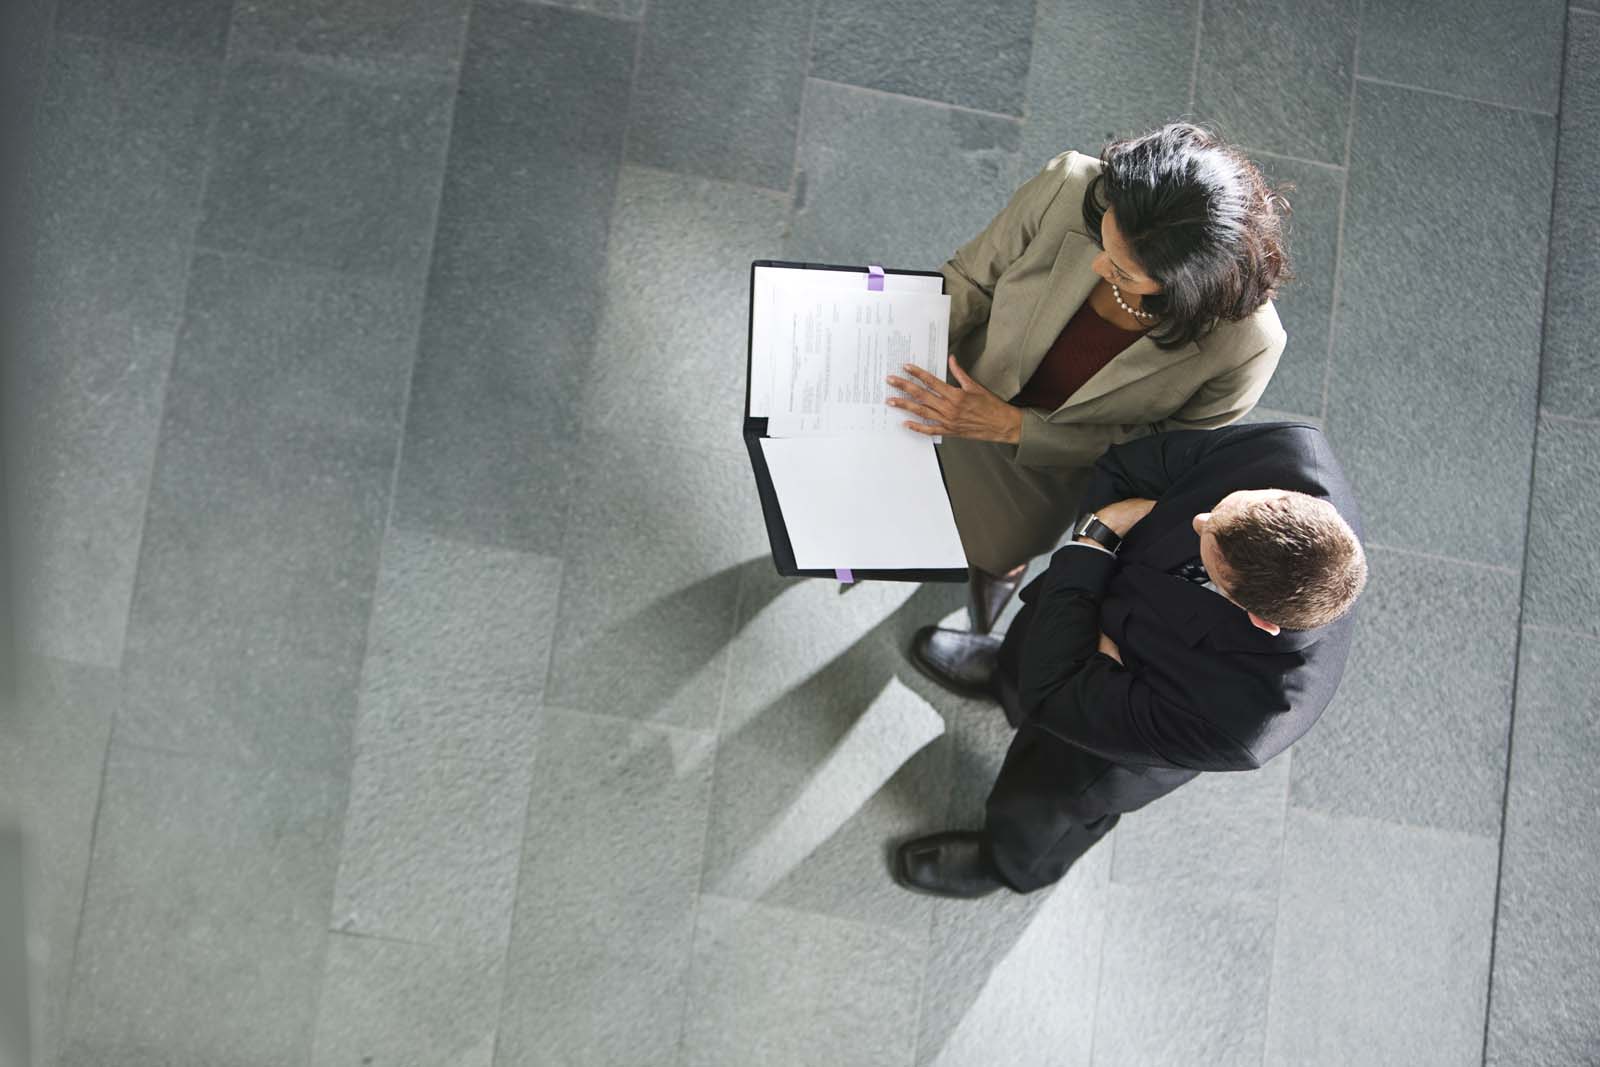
[1053,331,1200,413]
[1009,232,1100,397]
[1010,227,1202,410]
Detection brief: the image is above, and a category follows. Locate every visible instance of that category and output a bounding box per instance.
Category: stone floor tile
[1288,547,1520,835]
[1110,752,1291,898]
[915,843,1110,1067]
[331,745,533,951]
[1264,808,1498,1065]
[11,36,217,666]
[1485,628,1600,1065]
[1194,0,1359,163]
[786,78,1022,272]
[1523,415,1600,636]
[118,254,414,771]
[357,528,561,764]
[545,430,766,731]
[55,0,231,57]
[709,576,962,930]
[679,895,924,1067]
[701,672,950,933]
[496,710,715,1066]
[60,745,344,1067]
[627,0,814,189]
[1022,0,1197,167]
[230,0,471,75]
[311,932,501,1067]
[809,0,1035,116]
[1325,82,1554,566]
[581,165,788,449]
[1541,13,1600,419]
[1092,883,1276,1066]
[196,53,454,279]
[1360,0,1565,113]
[391,0,635,554]
[1254,157,1344,418]
[8,657,117,1067]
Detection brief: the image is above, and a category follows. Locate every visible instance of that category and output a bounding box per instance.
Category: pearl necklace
[1111,283,1156,322]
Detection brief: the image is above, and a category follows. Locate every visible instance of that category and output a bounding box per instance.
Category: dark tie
[1170,555,1210,585]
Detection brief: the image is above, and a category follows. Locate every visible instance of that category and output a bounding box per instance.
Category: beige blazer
[933,149,1286,574]
[941,149,1286,470]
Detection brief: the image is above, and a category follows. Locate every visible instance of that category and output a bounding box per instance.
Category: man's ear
[1247,612,1281,636]
[1192,512,1211,534]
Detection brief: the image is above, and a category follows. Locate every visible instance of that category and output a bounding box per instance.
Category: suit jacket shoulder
[1203,299,1287,363]
[1196,422,1359,527]
[1036,150,1102,237]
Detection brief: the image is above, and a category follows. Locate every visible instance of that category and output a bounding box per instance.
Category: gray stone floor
[4,0,1599,1064]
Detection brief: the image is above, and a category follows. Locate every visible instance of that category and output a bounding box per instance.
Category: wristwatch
[1075,513,1122,552]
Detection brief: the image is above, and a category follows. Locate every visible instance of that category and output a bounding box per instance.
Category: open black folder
[743,259,969,583]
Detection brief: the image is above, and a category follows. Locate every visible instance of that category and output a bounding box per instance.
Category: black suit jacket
[1010,422,1363,773]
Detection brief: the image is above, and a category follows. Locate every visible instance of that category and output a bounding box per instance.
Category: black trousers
[984,601,1198,893]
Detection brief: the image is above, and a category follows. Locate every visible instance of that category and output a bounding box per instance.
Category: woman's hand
[1097,632,1123,664]
[886,356,1025,444]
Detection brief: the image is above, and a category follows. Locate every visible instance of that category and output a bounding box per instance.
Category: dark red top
[1010,298,1145,411]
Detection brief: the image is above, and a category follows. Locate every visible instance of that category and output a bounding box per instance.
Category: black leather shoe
[894,831,1003,898]
[909,626,1001,700]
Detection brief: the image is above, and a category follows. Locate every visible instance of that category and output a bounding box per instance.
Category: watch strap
[1076,514,1122,552]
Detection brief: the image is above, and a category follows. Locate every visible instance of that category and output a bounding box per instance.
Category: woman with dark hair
[892,122,1292,686]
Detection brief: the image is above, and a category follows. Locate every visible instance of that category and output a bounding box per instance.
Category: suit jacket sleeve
[1016,544,1261,772]
[940,151,1078,351]
[1074,426,1220,510]
[1010,340,1282,469]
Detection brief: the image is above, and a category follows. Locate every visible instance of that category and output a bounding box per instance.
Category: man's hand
[1094,496,1157,537]
[1097,632,1122,664]
[886,356,1025,444]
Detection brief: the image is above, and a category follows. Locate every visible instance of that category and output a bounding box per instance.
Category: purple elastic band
[836,568,855,583]
[867,264,885,291]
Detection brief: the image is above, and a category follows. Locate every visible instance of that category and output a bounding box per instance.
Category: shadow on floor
[708,574,1095,1063]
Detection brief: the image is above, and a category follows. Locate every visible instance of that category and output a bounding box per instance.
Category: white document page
[748,266,944,419]
[765,287,950,437]
[759,433,967,569]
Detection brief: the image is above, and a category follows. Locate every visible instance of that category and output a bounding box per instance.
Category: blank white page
[760,433,967,570]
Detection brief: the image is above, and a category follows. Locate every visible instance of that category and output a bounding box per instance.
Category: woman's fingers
[888,396,949,427]
[901,363,954,395]
[885,374,953,416]
[901,418,943,436]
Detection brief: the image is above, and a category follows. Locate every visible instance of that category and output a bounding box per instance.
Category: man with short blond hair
[1203,489,1367,632]
[898,422,1367,898]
